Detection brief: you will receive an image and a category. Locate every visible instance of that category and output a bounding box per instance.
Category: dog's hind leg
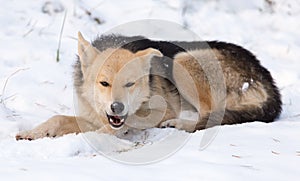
[16,115,94,140]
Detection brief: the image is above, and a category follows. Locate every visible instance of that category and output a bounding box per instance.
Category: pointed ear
[78,32,98,70]
[135,48,163,59]
[135,48,163,73]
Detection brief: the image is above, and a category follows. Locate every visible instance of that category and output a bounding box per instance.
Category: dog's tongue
[113,117,121,123]
[106,113,127,129]
[113,116,120,120]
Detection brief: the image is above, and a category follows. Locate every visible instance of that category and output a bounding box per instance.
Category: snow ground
[1,0,300,180]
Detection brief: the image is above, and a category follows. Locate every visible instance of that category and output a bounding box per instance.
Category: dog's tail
[196,71,282,130]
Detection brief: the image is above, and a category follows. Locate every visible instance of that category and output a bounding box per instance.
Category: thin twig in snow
[271,150,280,155]
[34,102,59,114]
[1,68,30,104]
[23,20,38,37]
[272,138,280,143]
[232,155,242,158]
[56,10,67,62]
[0,68,29,121]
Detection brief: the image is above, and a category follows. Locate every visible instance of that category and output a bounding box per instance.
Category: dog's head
[77,32,163,129]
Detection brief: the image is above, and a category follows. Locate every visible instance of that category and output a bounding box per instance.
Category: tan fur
[16,116,80,140]
[16,33,164,140]
[16,32,274,140]
[226,82,268,111]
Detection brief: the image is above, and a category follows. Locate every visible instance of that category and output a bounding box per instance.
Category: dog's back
[87,35,282,131]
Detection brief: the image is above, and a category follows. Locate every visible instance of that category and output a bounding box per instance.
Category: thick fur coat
[16,33,281,140]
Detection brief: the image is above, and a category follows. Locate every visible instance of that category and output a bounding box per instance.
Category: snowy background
[1,0,300,180]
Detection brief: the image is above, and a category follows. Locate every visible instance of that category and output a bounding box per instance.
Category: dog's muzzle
[106,102,127,129]
[106,113,128,129]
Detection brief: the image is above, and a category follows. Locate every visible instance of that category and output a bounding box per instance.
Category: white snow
[1,0,300,180]
[242,82,249,92]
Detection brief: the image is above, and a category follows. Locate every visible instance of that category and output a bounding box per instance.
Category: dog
[16,32,282,140]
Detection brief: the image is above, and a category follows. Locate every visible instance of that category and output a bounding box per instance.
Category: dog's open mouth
[106,113,128,129]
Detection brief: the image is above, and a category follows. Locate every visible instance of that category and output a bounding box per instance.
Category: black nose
[110,102,124,114]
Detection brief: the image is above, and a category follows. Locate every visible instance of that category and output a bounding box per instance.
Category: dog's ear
[135,48,163,73]
[77,32,98,71]
[135,48,163,59]
[135,48,163,67]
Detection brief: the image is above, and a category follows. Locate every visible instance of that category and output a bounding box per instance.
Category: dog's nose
[110,102,124,114]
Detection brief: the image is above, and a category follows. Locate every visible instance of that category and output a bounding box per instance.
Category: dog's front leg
[16,115,86,140]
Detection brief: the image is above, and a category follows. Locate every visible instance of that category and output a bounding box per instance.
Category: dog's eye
[100,81,110,87]
[125,82,135,87]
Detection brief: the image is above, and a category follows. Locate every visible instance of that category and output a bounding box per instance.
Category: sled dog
[16,32,281,140]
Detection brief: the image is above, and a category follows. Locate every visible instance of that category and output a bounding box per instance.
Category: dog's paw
[159,119,197,132]
[15,129,54,141]
[15,115,80,141]
[159,119,183,129]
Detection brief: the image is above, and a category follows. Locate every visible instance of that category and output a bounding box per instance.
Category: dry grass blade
[1,68,30,103]
[232,155,242,158]
[56,10,67,62]
[271,150,280,155]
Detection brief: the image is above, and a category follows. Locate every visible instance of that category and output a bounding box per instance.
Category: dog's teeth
[109,118,114,123]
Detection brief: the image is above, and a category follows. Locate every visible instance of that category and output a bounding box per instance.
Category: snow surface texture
[1,0,300,180]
